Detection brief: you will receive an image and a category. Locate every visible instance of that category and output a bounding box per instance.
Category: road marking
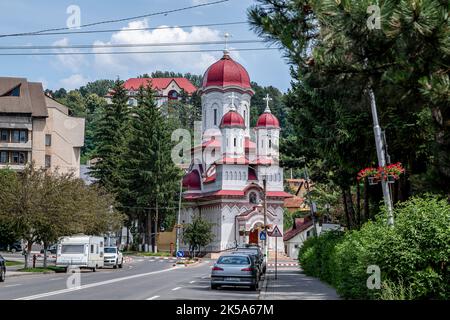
[4,284,22,288]
[189,280,196,284]
[146,295,160,300]
[49,278,62,281]
[201,276,209,279]
[15,267,178,300]
[172,287,182,291]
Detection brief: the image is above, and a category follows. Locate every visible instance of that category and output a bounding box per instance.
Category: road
[0,256,261,300]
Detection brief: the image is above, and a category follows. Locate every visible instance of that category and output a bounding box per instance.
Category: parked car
[235,245,266,273]
[211,254,259,290]
[0,242,22,253]
[103,247,123,269]
[230,251,262,281]
[40,244,57,255]
[0,255,6,282]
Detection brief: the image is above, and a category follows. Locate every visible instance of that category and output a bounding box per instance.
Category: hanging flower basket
[358,163,405,184]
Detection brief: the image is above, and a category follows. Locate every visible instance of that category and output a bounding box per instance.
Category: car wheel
[92,265,97,272]
[113,261,117,269]
[119,260,123,268]
[11,248,16,253]
[0,269,5,282]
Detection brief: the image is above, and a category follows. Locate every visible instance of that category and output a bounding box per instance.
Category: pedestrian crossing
[268,263,298,267]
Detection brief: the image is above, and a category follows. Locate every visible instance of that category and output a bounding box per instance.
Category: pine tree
[91,79,129,193]
[120,84,181,252]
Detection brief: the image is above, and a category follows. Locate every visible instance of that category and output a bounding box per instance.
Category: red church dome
[202,53,252,89]
[182,170,201,190]
[256,112,280,128]
[220,110,245,129]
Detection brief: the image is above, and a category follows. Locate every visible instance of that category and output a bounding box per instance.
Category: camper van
[56,235,105,272]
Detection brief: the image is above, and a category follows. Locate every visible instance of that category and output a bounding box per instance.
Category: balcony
[0,140,32,150]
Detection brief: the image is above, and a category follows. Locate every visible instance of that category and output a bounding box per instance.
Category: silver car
[211,254,259,290]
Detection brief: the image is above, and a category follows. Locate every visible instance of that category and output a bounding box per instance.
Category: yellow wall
[157,229,177,252]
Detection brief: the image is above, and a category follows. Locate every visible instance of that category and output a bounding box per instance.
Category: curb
[258,271,270,300]
[8,271,55,278]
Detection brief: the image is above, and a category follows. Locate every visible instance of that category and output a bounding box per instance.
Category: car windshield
[104,248,117,253]
[61,244,84,254]
[217,256,250,265]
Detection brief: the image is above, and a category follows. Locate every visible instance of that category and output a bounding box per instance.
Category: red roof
[220,110,245,128]
[123,78,197,94]
[256,112,280,128]
[266,191,294,198]
[182,170,201,190]
[202,53,251,89]
[215,156,249,165]
[203,173,216,184]
[283,217,314,241]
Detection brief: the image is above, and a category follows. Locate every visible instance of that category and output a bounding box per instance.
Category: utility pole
[368,87,394,226]
[263,175,268,265]
[176,177,183,256]
[303,161,318,236]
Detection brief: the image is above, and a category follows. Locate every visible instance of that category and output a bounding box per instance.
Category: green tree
[57,90,86,117]
[120,85,181,252]
[91,79,130,193]
[82,94,107,163]
[182,217,214,257]
[79,79,114,97]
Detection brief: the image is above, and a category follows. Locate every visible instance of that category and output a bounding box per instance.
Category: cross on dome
[223,32,232,55]
[263,94,273,113]
[228,92,238,111]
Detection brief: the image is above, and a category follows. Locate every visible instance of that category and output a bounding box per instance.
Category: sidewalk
[260,253,340,300]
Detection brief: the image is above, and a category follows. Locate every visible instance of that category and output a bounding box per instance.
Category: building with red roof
[105,77,197,107]
[179,50,292,254]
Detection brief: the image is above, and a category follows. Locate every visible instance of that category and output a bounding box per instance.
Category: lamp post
[262,174,268,265]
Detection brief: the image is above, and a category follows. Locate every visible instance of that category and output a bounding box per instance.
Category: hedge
[298,195,450,299]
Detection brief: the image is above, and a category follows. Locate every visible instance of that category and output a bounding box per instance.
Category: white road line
[15,267,178,300]
[172,287,182,291]
[49,278,62,281]
[4,284,22,288]
[146,295,160,300]
[189,280,196,284]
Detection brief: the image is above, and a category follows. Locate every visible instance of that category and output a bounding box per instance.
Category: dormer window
[1,84,21,97]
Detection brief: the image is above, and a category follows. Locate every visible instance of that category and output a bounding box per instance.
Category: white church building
[180,50,292,253]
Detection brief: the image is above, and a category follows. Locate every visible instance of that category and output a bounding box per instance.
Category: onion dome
[182,170,201,190]
[220,110,245,129]
[202,52,252,89]
[256,104,280,128]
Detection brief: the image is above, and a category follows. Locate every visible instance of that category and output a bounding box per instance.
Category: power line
[0,40,265,50]
[0,22,247,38]
[0,0,231,38]
[0,47,278,56]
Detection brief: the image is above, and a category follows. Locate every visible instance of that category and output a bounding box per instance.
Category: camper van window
[105,248,117,253]
[100,241,104,247]
[61,245,84,254]
[90,244,94,254]
[96,245,99,254]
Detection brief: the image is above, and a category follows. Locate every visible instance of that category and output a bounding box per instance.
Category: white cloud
[59,74,89,90]
[51,38,87,72]
[192,0,210,4]
[92,19,225,76]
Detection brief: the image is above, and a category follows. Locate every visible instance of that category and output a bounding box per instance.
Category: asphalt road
[0,257,262,300]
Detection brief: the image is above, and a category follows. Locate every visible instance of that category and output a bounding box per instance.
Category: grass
[123,251,173,257]
[5,260,23,267]
[17,266,66,273]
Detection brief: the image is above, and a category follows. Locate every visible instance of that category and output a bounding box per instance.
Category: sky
[0,0,292,92]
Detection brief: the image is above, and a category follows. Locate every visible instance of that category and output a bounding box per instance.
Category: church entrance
[249,229,258,244]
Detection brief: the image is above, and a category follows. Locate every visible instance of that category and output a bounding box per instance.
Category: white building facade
[180,51,291,253]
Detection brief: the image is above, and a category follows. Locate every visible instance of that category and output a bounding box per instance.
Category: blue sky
[0,0,292,92]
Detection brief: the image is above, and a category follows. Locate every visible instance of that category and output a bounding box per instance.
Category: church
[180,49,291,253]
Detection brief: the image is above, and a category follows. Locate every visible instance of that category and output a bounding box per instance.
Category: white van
[56,235,105,272]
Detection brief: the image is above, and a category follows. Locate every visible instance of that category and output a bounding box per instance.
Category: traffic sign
[259,231,266,241]
[269,225,283,237]
[176,250,184,258]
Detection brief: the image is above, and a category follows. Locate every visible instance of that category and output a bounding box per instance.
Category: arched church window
[249,192,258,204]
[269,139,272,148]
[239,172,242,180]
[225,171,228,180]
[213,109,217,126]
[278,173,281,181]
[244,110,247,124]
[234,138,237,147]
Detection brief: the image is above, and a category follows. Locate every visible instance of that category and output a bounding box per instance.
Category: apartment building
[0,77,85,177]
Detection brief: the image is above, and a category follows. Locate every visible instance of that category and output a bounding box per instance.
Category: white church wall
[221,164,248,190]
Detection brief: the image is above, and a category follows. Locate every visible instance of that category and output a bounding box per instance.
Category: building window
[244,110,247,124]
[20,130,27,143]
[0,130,8,142]
[45,155,51,168]
[168,90,178,100]
[45,134,52,146]
[213,109,217,126]
[0,151,7,164]
[249,192,258,204]
[234,138,237,147]
[269,139,272,148]
[11,152,19,164]
[1,84,21,97]
[12,130,20,143]
[18,152,26,164]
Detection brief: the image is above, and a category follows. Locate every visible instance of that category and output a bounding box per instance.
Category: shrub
[298,195,450,299]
